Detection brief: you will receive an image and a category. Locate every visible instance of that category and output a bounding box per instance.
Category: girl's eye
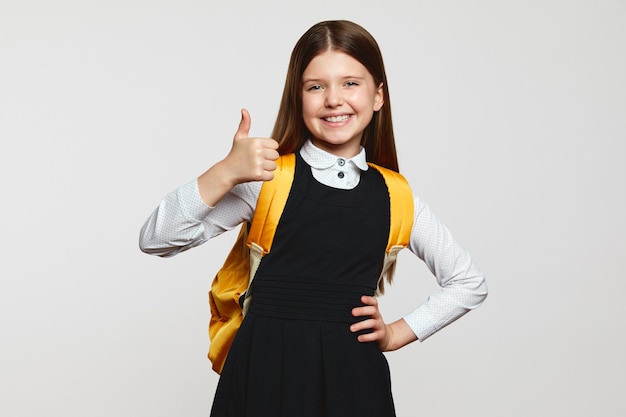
[307,85,322,91]
[345,81,359,87]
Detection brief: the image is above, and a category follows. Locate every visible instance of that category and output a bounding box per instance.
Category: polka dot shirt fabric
[139,140,487,342]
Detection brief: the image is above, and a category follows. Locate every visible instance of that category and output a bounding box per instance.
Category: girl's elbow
[138,230,173,257]
[138,236,159,255]
[475,275,488,304]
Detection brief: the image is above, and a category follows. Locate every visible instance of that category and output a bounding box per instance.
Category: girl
[140,20,487,417]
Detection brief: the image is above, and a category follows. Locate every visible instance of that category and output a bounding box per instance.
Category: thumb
[234,108,251,140]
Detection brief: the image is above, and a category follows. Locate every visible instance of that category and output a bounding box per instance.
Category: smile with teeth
[324,115,350,123]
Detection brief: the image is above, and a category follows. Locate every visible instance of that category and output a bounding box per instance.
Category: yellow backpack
[207,153,414,374]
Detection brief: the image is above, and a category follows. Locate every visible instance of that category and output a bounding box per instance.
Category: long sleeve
[139,179,261,257]
[402,195,488,341]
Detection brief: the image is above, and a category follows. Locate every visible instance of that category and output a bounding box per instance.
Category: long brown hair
[272,20,399,172]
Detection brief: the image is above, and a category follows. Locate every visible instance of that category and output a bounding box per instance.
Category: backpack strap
[368,163,414,293]
[247,153,296,254]
[242,153,296,312]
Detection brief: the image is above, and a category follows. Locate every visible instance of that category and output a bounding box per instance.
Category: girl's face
[301,50,383,158]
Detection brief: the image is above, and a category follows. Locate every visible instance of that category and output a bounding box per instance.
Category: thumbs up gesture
[197,109,280,207]
[226,108,280,184]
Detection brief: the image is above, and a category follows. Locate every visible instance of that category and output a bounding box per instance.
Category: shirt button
[337,158,346,167]
[337,171,345,179]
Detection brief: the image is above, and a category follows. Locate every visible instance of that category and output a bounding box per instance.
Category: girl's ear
[374,82,384,111]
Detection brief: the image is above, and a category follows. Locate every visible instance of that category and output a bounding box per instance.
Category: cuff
[177,179,213,220]
[403,305,438,342]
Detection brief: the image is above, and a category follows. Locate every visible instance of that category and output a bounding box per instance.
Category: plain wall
[1,1,624,416]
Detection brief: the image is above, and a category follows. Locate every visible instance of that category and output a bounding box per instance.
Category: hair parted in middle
[271,20,399,172]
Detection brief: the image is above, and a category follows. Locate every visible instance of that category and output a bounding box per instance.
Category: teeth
[324,115,349,122]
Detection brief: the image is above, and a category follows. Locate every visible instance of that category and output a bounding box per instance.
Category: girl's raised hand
[224,108,279,184]
[197,109,279,207]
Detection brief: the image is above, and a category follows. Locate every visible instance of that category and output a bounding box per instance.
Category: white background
[1,1,625,416]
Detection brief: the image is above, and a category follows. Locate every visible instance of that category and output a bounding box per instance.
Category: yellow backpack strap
[368,163,414,293]
[247,153,296,253]
[241,153,296,312]
[367,163,414,251]
[208,153,296,374]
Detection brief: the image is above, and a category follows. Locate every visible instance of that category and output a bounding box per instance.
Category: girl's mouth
[323,115,350,123]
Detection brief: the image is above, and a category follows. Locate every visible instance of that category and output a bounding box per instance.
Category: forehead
[302,50,371,79]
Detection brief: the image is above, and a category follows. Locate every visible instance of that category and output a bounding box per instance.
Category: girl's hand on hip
[351,295,419,352]
[351,295,393,351]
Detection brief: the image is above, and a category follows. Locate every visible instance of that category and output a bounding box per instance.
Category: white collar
[299,139,369,171]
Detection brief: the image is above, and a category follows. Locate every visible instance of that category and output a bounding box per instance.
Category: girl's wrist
[197,161,238,206]
[385,319,418,351]
[382,324,394,351]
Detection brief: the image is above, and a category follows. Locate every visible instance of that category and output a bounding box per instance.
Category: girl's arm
[138,179,260,257]
[351,195,488,351]
[139,109,278,257]
[402,194,488,342]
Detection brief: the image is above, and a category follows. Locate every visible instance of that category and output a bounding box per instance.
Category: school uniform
[139,139,488,417]
[210,151,394,416]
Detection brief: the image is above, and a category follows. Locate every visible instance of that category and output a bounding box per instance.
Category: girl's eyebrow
[302,75,367,83]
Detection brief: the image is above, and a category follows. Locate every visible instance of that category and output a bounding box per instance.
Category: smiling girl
[139,20,487,417]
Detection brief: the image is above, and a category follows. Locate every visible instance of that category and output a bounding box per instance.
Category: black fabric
[210,153,395,417]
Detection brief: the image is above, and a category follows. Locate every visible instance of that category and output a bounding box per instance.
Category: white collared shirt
[139,140,487,341]
[299,140,369,189]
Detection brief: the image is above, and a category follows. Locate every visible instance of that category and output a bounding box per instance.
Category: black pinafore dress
[210,153,396,417]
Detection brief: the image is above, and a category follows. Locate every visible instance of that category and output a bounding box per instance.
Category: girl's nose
[325,87,343,107]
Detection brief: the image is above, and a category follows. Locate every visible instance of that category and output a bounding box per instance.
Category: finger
[234,108,251,140]
[352,305,378,318]
[264,143,280,157]
[262,159,277,173]
[350,318,378,333]
[262,145,280,161]
[268,139,279,150]
[259,172,275,182]
[357,331,383,343]
[360,295,378,306]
